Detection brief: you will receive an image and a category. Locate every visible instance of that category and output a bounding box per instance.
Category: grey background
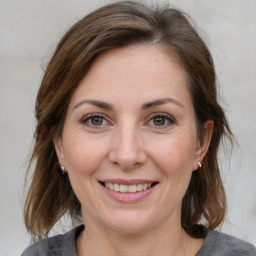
[0,0,255,255]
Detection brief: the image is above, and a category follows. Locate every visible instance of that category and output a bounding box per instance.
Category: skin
[55,44,213,256]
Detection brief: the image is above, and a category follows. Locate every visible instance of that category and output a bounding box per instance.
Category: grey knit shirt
[22,225,256,256]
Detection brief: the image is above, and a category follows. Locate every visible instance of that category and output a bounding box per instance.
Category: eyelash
[146,113,175,128]
[81,113,175,128]
[81,113,110,128]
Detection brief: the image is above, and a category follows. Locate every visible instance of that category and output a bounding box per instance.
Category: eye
[147,113,175,128]
[152,116,166,126]
[81,114,109,127]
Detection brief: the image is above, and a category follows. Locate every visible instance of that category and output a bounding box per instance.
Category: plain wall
[0,0,255,255]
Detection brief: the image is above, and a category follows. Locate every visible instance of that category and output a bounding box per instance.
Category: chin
[101,210,155,234]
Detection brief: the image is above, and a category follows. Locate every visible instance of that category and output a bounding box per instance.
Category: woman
[22,1,256,255]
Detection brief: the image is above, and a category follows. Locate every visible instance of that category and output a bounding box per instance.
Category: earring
[197,161,202,168]
[61,166,65,174]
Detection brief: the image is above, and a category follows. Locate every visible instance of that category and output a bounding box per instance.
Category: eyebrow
[73,97,184,111]
[73,99,114,111]
[142,98,184,109]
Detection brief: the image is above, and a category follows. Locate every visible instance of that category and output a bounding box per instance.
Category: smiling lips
[101,180,158,203]
[100,179,158,202]
[104,182,152,193]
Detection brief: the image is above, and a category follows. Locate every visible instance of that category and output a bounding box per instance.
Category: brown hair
[24,0,233,240]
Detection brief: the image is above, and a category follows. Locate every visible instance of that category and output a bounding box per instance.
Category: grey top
[22,225,256,256]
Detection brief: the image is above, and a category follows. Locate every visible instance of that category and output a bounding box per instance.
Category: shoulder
[197,230,256,256]
[21,225,84,256]
[21,235,63,256]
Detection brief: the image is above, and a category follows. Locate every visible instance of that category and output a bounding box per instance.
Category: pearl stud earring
[61,166,65,174]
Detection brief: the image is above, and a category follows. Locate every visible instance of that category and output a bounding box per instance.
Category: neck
[76,217,203,256]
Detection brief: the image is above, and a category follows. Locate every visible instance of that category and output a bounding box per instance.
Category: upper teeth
[104,183,152,193]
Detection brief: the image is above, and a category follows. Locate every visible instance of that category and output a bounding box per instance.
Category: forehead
[69,44,191,108]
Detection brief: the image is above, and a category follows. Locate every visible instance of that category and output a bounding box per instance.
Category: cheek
[148,133,196,200]
[63,135,106,175]
[150,135,196,172]
[62,136,108,208]
[147,137,195,219]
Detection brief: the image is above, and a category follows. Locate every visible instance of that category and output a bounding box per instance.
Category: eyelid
[80,112,175,128]
[81,113,112,127]
[145,112,176,127]
[147,112,175,122]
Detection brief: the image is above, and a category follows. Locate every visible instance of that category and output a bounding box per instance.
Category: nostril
[110,150,147,167]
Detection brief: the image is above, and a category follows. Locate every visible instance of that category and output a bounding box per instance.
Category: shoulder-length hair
[24,0,233,240]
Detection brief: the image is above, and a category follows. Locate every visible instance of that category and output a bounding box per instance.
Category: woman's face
[55,45,212,234]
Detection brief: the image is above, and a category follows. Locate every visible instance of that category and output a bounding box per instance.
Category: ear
[54,136,65,166]
[193,120,214,171]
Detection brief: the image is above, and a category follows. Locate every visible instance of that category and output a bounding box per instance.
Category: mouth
[99,181,158,193]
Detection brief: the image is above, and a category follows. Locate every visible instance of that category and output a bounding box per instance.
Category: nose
[108,125,147,170]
